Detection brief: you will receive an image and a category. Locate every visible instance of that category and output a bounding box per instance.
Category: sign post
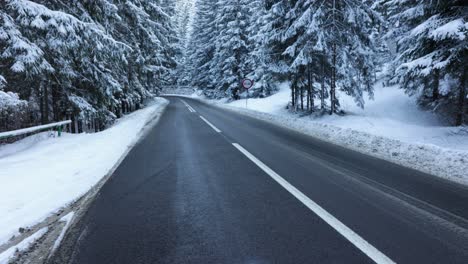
[242,78,254,108]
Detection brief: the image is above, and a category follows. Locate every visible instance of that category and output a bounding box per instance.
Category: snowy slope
[322,83,467,151]
[228,82,468,151]
[0,98,168,245]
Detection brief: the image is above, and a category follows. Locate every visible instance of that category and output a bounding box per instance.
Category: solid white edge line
[232,143,396,264]
[199,116,221,133]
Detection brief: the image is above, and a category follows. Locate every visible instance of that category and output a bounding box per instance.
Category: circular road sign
[242,79,254,90]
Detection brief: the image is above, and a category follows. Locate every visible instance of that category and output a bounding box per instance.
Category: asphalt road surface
[52,96,468,264]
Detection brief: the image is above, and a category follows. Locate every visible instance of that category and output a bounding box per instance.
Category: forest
[183,0,467,125]
[0,0,467,133]
[0,0,178,132]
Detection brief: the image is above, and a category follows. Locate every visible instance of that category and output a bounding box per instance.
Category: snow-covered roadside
[187,86,468,185]
[0,98,168,246]
[50,212,74,254]
[0,227,48,264]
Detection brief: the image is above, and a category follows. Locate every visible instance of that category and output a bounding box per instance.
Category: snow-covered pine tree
[173,0,195,86]
[0,0,178,131]
[121,0,162,103]
[264,0,378,113]
[245,0,278,97]
[6,0,90,123]
[261,0,297,92]
[152,0,179,87]
[0,9,34,130]
[210,0,252,99]
[282,0,331,112]
[0,90,29,132]
[380,0,467,125]
[186,0,220,94]
[313,0,379,113]
[0,8,52,80]
[0,3,52,103]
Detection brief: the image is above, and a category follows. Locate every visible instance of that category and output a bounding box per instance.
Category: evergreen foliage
[0,0,178,131]
[376,0,467,125]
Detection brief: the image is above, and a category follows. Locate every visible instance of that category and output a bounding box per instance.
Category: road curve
[51,96,468,264]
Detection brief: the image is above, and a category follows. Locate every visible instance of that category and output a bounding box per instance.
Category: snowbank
[0,227,48,264]
[0,98,168,245]
[189,84,468,185]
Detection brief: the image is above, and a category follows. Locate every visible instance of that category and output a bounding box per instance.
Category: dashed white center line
[199,116,221,133]
[232,143,396,264]
[180,99,196,113]
[187,104,196,112]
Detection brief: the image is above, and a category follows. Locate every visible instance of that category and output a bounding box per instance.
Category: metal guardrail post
[57,125,62,137]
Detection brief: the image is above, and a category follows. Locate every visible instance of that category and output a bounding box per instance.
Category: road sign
[242,79,254,90]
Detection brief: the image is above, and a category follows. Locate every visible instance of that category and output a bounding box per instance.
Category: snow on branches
[0,0,178,131]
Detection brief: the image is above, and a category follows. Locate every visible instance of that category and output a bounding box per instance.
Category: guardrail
[0,120,72,140]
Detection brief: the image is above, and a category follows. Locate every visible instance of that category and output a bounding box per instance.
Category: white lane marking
[185,102,196,112]
[199,116,221,133]
[186,103,196,112]
[232,143,396,264]
[180,99,195,112]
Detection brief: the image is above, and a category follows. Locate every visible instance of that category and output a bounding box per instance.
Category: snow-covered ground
[227,82,468,151]
[0,227,48,264]
[0,98,168,246]
[190,83,468,184]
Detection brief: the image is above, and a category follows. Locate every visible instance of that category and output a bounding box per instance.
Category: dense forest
[184,0,467,125]
[0,0,467,132]
[0,0,180,132]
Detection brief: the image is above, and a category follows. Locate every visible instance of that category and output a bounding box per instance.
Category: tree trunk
[307,63,311,111]
[39,84,44,125]
[300,84,304,111]
[71,115,76,134]
[42,81,49,124]
[330,0,337,115]
[51,83,60,121]
[455,69,466,126]
[330,42,337,115]
[291,81,295,107]
[433,69,440,101]
[308,63,314,111]
[309,90,313,110]
[321,56,325,109]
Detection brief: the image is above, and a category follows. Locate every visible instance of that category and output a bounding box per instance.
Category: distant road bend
[52,96,468,264]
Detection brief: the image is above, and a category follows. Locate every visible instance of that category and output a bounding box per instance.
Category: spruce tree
[379,0,467,125]
[210,0,252,99]
[0,0,178,130]
[186,0,219,94]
